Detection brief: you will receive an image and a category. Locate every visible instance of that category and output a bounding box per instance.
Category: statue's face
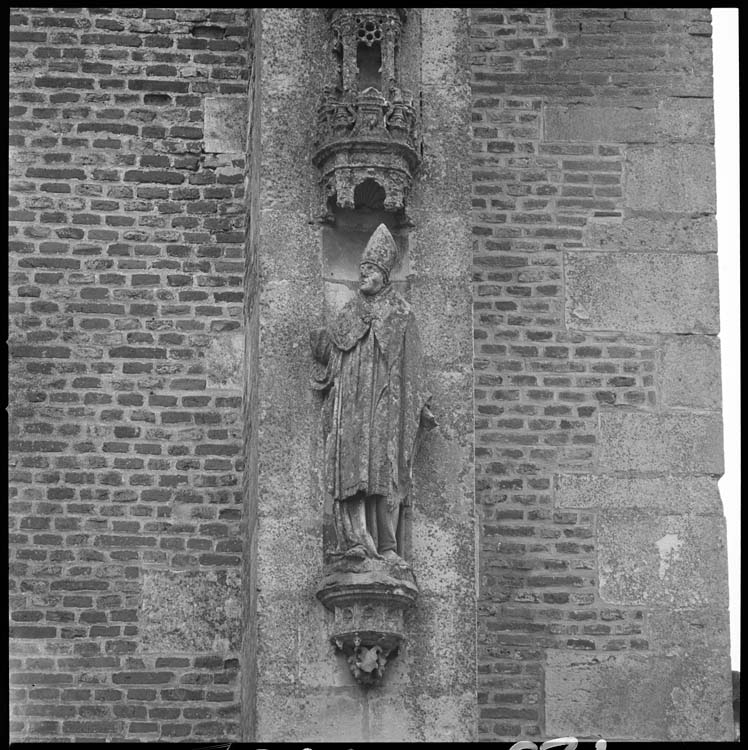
[359,262,385,296]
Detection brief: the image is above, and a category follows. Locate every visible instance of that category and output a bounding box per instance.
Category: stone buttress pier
[242,8,475,741]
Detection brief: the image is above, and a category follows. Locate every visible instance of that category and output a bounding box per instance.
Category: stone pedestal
[317,559,418,685]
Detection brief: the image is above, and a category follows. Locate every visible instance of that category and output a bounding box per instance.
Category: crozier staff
[310,224,435,562]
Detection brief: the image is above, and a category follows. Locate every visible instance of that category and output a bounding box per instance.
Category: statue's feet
[343,545,368,560]
[381,549,407,566]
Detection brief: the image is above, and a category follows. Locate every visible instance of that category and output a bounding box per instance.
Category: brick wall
[9,7,248,742]
[471,8,729,741]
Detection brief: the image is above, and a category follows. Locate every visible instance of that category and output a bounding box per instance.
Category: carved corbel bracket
[316,559,418,685]
[316,147,415,215]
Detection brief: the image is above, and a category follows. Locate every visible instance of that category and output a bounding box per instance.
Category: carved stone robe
[311,285,430,551]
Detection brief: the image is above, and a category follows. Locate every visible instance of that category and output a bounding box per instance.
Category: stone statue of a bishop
[310,224,435,563]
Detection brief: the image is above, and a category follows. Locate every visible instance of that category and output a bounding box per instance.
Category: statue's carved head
[359,262,386,296]
[359,223,398,294]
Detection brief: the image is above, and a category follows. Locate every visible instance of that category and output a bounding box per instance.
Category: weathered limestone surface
[544,99,714,144]
[625,144,716,213]
[246,8,475,742]
[565,252,720,333]
[648,608,734,741]
[597,509,729,607]
[243,8,326,743]
[546,651,673,740]
[598,409,724,474]
[659,334,722,409]
[555,474,723,514]
[582,214,717,254]
[546,608,733,741]
[405,12,476,738]
[545,648,733,741]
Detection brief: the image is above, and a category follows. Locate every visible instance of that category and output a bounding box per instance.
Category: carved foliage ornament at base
[338,637,391,686]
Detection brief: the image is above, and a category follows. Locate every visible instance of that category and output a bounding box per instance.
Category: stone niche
[312,220,426,686]
[310,9,427,686]
[312,8,420,220]
[321,206,410,316]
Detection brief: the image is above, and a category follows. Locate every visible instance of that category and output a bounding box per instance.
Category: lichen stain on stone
[205,332,244,388]
[655,533,682,580]
[139,569,241,652]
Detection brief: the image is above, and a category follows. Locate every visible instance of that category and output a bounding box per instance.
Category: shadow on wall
[733,671,740,741]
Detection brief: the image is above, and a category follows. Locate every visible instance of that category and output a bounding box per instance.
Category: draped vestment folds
[311,285,430,555]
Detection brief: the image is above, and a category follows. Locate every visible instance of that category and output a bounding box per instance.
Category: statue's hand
[309,327,330,363]
[387,496,398,513]
[309,327,323,351]
[420,405,438,431]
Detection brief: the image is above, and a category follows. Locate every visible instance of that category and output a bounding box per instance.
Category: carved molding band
[314,87,419,151]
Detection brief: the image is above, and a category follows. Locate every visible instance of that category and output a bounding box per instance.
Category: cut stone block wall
[470,7,732,742]
[9,7,248,742]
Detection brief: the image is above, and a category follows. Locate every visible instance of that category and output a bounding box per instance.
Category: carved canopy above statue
[313,8,420,217]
